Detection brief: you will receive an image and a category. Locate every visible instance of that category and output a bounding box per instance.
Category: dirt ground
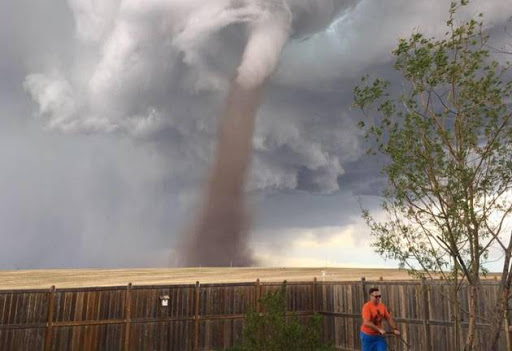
[0,267,421,289]
[0,267,499,290]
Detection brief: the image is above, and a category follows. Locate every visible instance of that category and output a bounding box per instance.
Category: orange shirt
[361,301,390,335]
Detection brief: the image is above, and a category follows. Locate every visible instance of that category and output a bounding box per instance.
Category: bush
[228,282,334,351]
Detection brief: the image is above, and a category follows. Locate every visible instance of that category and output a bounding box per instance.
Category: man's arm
[385,315,401,336]
[362,319,385,335]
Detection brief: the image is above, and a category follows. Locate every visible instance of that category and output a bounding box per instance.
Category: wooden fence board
[130,286,195,320]
[51,324,124,351]
[198,319,243,350]
[0,291,48,325]
[0,328,45,351]
[129,321,194,351]
[53,289,125,322]
[0,279,509,350]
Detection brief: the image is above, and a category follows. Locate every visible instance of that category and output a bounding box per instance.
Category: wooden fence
[0,278,509,350]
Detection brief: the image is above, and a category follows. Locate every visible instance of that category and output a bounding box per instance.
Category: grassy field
[0,267,422,289]
[0,267,500,290]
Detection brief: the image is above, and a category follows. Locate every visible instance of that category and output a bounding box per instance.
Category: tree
[228,282,333,351]
[353,2,512,350]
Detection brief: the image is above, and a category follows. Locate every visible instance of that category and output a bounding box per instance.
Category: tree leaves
[354,3,512,348]
[229,282,333,351]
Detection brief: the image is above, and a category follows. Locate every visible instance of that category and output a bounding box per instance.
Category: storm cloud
[1,0,511,268]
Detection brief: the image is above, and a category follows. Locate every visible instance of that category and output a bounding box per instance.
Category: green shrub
[228,282,334,351]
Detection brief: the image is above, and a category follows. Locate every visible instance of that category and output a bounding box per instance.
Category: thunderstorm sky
[1,0,511,270]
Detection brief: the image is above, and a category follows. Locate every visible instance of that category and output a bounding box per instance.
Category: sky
[1,0,511,270]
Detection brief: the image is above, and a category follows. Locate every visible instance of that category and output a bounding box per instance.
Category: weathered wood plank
[44,286,55,351]
[0,280,507,350]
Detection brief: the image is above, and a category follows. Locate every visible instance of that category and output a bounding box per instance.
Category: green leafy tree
[228,282,333,351]
[354,2,512,350]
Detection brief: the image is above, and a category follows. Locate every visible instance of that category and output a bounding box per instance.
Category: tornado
[183,0,354,267]
[184,83,262,266]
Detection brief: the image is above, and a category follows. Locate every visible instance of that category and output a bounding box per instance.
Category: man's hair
[369,287,379,295]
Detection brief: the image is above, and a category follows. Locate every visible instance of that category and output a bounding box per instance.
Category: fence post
[44,285,56,351]
[360,277,366,301]
[421,277,432,350]
[124,283,132,351]
[194,281,200,351]
[255,279,260,313]
[313,277,317,314]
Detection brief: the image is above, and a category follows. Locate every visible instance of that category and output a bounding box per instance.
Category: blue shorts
[360,331,387,351]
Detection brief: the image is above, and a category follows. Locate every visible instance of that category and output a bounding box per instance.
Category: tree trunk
[488,286,510,351]
[488,253,512,351]
[454,266,461,350]
[454,286,461,350]
[465,283,479,351]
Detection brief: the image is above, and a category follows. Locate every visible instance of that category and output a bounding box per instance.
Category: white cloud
[252,223,398,268]
[291,226,357,248]
[254,250,394,269]
[22,0,365,194]
[23,74,77,128]
[68,0,121,42]
[275,0,512,87]
[23,0,511,196]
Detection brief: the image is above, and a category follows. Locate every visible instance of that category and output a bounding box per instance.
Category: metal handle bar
[383,331,412,350]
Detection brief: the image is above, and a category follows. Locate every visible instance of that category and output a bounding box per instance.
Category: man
[360,287,400,351]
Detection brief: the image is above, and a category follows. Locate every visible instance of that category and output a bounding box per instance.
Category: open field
[0,267,501,290]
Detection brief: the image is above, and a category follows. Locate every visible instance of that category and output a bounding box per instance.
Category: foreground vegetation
[228,282,333,351]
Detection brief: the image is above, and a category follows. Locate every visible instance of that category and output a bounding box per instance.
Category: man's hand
[379,328,386,335]
[393,329,401,336]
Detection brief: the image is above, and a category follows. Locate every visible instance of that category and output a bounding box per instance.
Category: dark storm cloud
[1,0,511,268]
[21,0,361,195]
[21,0,512,195]
[0,110,181,268]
